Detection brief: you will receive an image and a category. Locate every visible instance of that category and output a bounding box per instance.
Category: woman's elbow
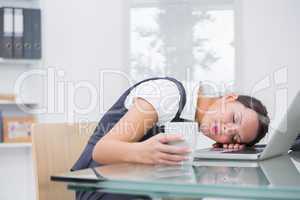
[92,140,104,163]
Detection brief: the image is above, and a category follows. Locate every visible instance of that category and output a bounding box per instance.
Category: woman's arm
[92,98,190,165]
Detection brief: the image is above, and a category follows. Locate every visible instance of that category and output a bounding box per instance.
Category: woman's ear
[222,93,239,102]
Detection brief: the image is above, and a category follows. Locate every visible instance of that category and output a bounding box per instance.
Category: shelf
[0,101,38,107]
[0,0,40,9]
[0,58,41,66]
[0,143,32,148]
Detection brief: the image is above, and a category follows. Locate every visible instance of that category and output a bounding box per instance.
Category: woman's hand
[212,142,245,150]
[134,133,191,165]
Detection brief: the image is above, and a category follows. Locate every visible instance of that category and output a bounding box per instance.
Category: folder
[0,7,14,58]
[13,8,24,59]
[23,8,32,59]
[31,9,41,59]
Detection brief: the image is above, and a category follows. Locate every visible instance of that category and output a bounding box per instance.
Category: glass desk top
[51,152,300,199]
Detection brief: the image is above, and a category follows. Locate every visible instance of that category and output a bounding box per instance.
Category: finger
[157,159,182,166]
[234,144,240,150]
[159,153,188,162]
[228,144,234,149]
[238,144,246,150]
[158,144,191,155]
[157,134,184,144]
[223,144,228,149]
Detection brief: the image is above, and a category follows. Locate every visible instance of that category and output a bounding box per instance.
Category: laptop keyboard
[211,148,264,154]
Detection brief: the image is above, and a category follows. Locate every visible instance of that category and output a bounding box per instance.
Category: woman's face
[199,94,259,145]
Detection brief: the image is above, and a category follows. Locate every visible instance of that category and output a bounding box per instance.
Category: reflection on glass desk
[51,152,300,199]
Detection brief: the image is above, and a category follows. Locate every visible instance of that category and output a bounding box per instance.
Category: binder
[23,8,32,59]
[0,7,14,58]
[0,8,3,57]
[31,9,41,59]
[13,8,24,59]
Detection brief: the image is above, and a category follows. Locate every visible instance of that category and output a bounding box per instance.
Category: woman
[72,77,270,200]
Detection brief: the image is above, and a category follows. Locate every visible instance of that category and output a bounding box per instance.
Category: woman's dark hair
[236,95,270,146]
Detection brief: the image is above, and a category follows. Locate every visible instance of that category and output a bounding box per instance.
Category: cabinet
[0,0,42,199]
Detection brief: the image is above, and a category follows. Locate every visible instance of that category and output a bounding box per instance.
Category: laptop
[193,154,300,187]
[194,92,300,161]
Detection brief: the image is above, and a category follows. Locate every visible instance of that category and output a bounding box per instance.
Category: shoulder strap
[130,77,187,121]
[164,77,186,120]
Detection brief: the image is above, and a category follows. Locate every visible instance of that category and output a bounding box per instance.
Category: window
[130,0,235,90]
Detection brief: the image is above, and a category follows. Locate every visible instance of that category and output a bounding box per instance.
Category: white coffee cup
[164,122,198,165]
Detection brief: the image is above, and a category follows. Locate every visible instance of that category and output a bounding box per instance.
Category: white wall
[33,0,131,123]
[235,0,300,133]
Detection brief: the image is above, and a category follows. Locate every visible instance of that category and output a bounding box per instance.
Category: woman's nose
[223,124,237,135]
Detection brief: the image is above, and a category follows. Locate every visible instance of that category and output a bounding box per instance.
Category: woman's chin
[202,132,214,140]
[200,125,209,135]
